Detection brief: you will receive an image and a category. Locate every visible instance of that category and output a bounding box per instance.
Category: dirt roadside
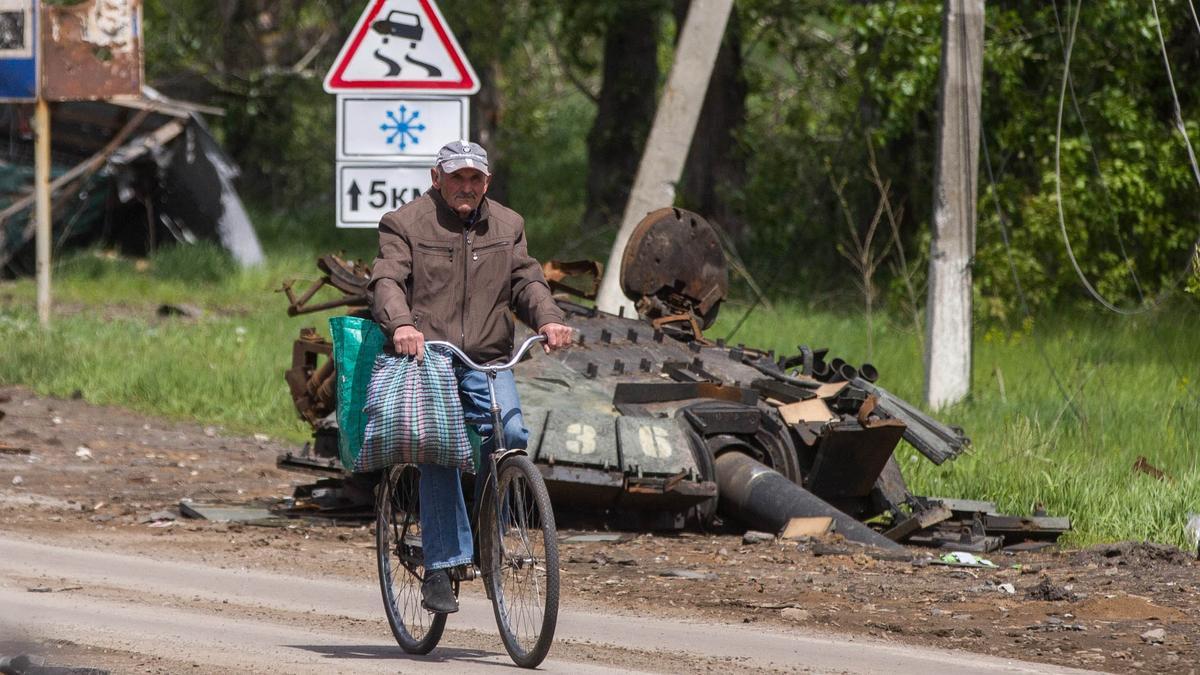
[1,384,1197,674]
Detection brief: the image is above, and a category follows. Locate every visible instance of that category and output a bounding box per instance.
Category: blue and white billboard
[0,0,37,101]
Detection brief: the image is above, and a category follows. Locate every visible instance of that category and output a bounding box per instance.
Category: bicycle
[374,334,560,668]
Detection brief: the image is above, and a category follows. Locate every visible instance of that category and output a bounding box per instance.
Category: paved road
[0,536,1098,674]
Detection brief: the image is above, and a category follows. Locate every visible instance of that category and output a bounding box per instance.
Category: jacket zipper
[415,242,454,257]
[472,240,509,254]
[460,227,469,350]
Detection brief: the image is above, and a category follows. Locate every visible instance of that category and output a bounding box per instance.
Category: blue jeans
[419,367,528,571]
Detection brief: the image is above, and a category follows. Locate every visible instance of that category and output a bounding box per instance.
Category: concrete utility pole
[34,98,51,327]
[925,0,984,411]
[594,0,735,316]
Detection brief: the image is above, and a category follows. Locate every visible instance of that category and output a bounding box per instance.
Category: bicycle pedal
[448,563,479,582]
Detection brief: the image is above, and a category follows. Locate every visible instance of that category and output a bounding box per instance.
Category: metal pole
[594,0,735,316]
[925,0,984,410]
[34,97,51,327]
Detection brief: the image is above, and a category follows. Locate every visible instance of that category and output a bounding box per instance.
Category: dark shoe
[421,569,459,614]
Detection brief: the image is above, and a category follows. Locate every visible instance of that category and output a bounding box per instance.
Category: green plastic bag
[329,315,386,470]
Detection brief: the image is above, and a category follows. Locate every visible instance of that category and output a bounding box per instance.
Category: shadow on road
[287,643,510,665]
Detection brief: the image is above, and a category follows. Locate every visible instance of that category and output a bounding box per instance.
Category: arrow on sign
[348,180,363,211]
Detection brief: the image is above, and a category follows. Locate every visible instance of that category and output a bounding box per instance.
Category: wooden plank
[778,398,836,425]
[883,504,952,541]
[780,516,833,540]
[814,382,848,400]
[984,514,1071,534]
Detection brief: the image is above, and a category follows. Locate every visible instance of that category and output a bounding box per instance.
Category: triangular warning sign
[324,0,479,94]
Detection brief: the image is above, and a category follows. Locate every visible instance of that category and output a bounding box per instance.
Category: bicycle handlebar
[425,334,547,373]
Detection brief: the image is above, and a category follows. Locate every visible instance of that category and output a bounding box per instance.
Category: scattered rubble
[741,530,774,545]
[0,442,30,455]
[780,608,811,622]
[177,501,276,524]
[1076,541,1194,566]
[26,585,83,594]
[0,651,109,675]
[1141,628,1166,644]
[1027,576,1078,602]
[138,510,177,525]
[562,533,628,544]
[659,569,718,581]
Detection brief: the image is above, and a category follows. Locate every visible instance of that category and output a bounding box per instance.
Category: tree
[676,0,749,238]
[578,1,668,231]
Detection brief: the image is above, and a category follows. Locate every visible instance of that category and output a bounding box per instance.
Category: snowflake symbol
[380,105,426,150]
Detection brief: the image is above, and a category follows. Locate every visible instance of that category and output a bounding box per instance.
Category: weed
[149,241,237,284]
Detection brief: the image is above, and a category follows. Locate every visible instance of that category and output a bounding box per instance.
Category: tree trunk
[469,57,510,204]
[582,3,663,231]
[450,11,510,205]
[675,0,748,238]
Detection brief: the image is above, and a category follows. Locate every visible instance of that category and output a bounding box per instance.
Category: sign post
[34,97,48,326]
[325,0,478,228]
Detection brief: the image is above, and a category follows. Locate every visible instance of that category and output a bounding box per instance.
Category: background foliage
[139,0,1200,319]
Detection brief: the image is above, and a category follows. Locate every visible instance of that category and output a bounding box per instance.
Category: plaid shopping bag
[356,346,473,472]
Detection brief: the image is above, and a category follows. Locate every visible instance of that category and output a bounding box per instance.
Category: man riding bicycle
[368,140,572,614]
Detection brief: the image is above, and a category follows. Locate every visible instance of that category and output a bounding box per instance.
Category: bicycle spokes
[377,465,447,654]
[495,470,548,655]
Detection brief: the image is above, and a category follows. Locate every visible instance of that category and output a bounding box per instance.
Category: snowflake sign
[380,105,427,150]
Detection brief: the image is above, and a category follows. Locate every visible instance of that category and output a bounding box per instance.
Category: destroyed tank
[276,209,1064,551]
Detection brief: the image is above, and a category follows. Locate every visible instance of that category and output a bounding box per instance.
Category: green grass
[0,245,352,443]
[2,249,1198,547]
[711,298,1200,548]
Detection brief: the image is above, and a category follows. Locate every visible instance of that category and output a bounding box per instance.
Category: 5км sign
[337,164,429,228]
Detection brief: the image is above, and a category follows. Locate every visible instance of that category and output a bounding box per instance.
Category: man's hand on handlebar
[393,325,425,363]
[538,322,573,353]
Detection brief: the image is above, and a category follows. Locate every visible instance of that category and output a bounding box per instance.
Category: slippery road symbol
[371,10,442,78]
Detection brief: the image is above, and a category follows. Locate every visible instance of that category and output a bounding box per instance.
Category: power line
[1149,0,1200,190]
[968,6,1083,423]
[1049,0,1145,302]
[1052,0,1200,315]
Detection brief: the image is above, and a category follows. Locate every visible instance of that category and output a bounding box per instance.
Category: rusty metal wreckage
[277,208,1068,553]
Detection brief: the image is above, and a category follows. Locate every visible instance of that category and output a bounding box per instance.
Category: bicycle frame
[423,334,547,574]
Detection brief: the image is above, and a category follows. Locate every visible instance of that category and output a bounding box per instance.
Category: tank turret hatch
[620,208,729,333]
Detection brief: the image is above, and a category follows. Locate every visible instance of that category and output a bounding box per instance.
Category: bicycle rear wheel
[480,455,559,668]
[377,464,447,654]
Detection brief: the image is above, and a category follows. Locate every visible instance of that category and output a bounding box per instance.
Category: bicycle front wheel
[377,464,447,654]
[481,455,560,668]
